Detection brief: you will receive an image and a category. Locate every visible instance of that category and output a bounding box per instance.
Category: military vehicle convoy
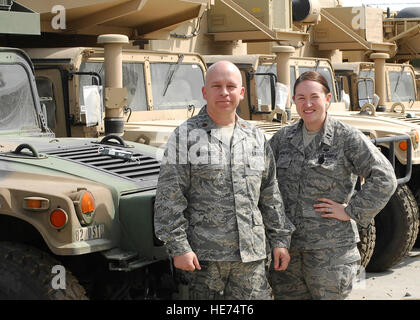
[25,47,207,146]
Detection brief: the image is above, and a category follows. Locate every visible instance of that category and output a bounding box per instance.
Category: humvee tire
[357,220,376,269]
[415,233,420,248]
[0,242,87,300]
[366,184,419,272]
[413,190,420,248]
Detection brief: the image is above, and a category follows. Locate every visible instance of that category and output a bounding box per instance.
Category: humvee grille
[44,145,160,182]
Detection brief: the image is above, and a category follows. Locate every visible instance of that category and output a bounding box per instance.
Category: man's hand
[273,247,290,271]
[173,251,201,271]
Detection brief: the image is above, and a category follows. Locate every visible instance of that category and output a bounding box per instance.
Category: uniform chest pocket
[244,152,265,175]
[277,156,292,168]
[276,156,292,179]
[244,161,263,202]
[309,154,339,178]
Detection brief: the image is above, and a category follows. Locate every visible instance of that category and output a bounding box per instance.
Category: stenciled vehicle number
[75,224,105,242]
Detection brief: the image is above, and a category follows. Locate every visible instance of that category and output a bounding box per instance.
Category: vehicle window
[389,71,416,102]
[357,79,375,108]
[150,63,205,110]
[255,64,295,109]
[290,66,296,95]
[36,77,57,129]
[256,64,275,109]
[79,62,148,111]
[0,64,38,131]
[359,69,375,79]
[299,66,337,102]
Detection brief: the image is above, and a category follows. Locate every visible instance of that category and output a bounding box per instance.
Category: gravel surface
[348,248,420,300]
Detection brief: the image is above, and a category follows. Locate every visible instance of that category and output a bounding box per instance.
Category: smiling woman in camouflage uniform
[269,71,398,300]
[154,61,295,300]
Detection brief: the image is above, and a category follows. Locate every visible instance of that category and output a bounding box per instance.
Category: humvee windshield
[256,64,337,110]
[151,63,205,110]
[389,71,416,102]
[79,61,205,111]
[357,78,375,108]
[0,64,38,131]
[357,69,416,103]
[256,64,296,109]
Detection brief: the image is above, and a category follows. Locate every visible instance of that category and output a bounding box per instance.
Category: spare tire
[366,184,419,272]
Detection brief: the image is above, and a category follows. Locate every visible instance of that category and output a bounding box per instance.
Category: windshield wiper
[394,65,406,93]
[162,54,184,96]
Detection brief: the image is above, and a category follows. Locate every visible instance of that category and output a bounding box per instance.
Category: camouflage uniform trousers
[179,260,273,300]
[268,244,361,300]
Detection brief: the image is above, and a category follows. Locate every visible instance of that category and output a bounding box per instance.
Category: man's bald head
[205,60,242,84]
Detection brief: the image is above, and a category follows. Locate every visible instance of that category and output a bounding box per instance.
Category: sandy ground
[348,248,420,300]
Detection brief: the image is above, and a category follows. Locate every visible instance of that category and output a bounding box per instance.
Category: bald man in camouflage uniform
[268,71,398,300]
[154,61,295,300]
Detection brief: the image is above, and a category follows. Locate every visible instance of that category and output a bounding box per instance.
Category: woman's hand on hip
[314,198,351,221]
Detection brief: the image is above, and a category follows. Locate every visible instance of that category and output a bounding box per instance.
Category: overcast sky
[340,0,420,11]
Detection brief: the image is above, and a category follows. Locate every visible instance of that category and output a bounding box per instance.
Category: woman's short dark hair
[293,71,330,96]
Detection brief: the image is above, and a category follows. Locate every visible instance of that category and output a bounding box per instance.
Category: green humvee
[0,47,177,299]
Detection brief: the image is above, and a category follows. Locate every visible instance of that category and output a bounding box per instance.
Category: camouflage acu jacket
[269,115,397,250]
[154,107,295,262]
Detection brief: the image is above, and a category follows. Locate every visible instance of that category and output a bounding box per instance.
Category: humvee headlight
[81,192,95,215]
[50,208,68,229]
[71,189,96,226]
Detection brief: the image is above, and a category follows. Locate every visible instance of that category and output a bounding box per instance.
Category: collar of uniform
[196,105,251,146]
[289,115,335,147]
[232,117,252,147]
[320,113,335,147]
[288,120,305,154]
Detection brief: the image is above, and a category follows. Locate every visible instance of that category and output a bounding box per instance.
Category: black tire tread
[357,221,376,269]
[366,184,419,272]
[0,242,87,300]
